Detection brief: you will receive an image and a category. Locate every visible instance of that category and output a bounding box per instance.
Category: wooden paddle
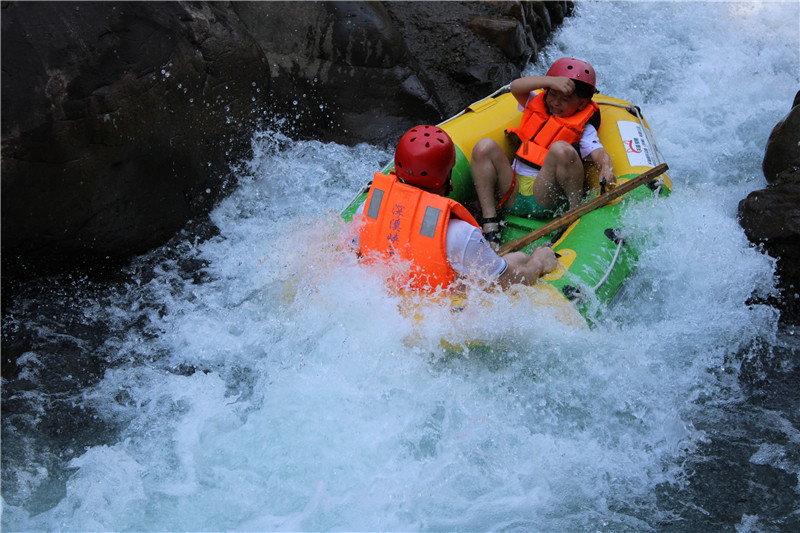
[498,163,669,256]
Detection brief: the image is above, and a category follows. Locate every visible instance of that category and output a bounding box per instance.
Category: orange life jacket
[507,90,600,168]
[358,172,480,292]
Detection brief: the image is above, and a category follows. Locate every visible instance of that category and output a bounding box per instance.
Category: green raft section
[499,175,670,319]
[341,166,669,324]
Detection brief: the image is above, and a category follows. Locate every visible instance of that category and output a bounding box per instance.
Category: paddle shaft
[498,163,669,256]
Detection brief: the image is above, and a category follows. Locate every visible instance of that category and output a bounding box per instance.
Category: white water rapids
[3,2,799,531]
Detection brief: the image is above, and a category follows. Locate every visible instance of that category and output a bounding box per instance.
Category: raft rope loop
[592,236,625,292]
[588,101,663,291]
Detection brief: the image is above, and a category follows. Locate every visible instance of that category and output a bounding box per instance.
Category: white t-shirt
[445,218,508,279]
[513,92,604,177]
[353,203,508,280]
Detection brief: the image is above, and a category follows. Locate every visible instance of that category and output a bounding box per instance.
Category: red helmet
[547,57,596,93]
[394,125,456,189]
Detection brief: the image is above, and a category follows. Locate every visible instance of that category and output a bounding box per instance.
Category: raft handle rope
[564,230,625,302]
[592,233,625,291]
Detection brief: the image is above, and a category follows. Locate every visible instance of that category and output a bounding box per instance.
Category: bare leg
[470,138,517,225]
[532,141,586,210]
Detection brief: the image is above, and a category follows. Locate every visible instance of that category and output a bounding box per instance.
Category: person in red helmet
[471,57,616,249]
[354,125,557,293]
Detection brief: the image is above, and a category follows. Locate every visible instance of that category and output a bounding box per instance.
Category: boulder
[224,1,439,146]
[739,92,800,324]
[763,91,800,183]
[1,1,269,277]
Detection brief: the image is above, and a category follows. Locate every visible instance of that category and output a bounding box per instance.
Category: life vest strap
[496,168,517,211]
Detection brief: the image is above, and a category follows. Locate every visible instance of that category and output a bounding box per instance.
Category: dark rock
[2,1,270,278]
[740,163,800,243]
[763,91,800,183]
[739,163,800,324]
[230,1,572,145]
[1,0,573,285]
[739,91,800,324]
[380,1,573,121]
[226,1,439,146]
[467,16,529,63]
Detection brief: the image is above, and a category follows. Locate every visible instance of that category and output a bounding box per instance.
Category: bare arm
[588,147,616,186]
[511,76,576,107]
[496,247,559,289]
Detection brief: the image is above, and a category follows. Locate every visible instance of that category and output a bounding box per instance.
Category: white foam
[9,2,799,531]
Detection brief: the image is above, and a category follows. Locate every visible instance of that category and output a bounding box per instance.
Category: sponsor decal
[618,121,656,167]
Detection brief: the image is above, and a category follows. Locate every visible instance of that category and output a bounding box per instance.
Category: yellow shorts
[506,172,569,218]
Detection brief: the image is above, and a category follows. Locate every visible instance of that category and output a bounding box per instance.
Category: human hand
[595,152,616,189]
[600,170,617,188]
[547,76,575,95]
[530,246,558,276]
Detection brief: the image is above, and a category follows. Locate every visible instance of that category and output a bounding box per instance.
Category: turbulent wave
[3,2,799,531]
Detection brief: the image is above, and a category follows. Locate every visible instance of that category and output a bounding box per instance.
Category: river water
[3,2,799,531]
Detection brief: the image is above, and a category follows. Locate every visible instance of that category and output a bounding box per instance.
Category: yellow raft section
[440,89,672,203]
[400,282,588,354]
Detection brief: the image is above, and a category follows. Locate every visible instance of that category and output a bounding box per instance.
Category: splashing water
[3,2,799,531]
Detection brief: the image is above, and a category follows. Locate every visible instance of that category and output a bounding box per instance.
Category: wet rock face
[1,1,269,276]
[230,1,572,144]
[763,92,800,183]
[739,91,800,324]
[227,1,432,145]
[1,0,572,281]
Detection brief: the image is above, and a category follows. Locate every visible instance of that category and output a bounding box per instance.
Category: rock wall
[738,91,800,324]
[1,0,571,282]
[1,1,268,278]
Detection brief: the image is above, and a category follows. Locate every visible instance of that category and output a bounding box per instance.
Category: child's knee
[472,138,500,161]
[549,141,579,161]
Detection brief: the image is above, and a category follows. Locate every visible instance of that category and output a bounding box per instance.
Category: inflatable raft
[342,88,671,325]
